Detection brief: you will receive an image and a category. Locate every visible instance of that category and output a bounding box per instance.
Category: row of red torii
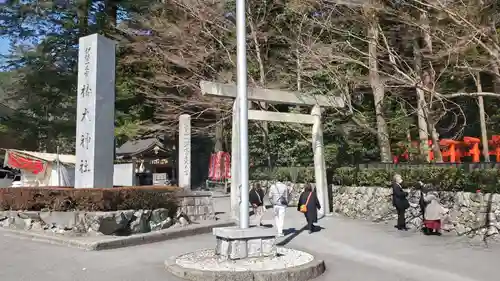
[393,136,500,163]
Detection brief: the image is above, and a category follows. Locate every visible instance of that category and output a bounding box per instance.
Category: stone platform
[213,226,276,260]
[165,248,326,281]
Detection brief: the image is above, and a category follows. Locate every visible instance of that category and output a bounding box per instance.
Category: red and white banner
[6,151,45,174]
[208,151,231,180]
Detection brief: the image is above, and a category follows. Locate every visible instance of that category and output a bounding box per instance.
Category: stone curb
[0,220,236,251]
[164,252,326,281]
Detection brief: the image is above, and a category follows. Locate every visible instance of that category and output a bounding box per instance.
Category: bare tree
[363,3,392,162]
[117,0,236,138]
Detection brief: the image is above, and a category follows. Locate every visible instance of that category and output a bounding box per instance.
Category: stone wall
[251,180,500,238]
[0,192,216,236]
[331,185,500,238]
[177,191,215,221]
[0,208,187,236]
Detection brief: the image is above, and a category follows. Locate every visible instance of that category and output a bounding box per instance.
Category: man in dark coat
[392,174,410,231]
[249,182,265,226]
[297,184,321,234]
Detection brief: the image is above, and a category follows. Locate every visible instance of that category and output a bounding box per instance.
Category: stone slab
[0,220,235,251]
[213,226,276,239]
[165,254,326,281]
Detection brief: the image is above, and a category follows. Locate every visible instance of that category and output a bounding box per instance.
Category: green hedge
[250,167,315,183]
[334,166,500,193]
[0,186,179,211]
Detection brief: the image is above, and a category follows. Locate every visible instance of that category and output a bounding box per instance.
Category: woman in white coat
[423,191,447,236]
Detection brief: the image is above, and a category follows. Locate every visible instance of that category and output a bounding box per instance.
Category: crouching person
[423,191,447,236]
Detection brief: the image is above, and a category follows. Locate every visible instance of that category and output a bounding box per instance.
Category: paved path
[0,197,499,281]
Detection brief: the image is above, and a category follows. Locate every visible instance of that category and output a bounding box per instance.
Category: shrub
[334,166,500,193]
[250,167,315,183]
[0,186,179,212]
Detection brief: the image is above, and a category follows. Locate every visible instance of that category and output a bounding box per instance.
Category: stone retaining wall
[331,185,500,238]
[252,180,500,239]
[0,191,216,236]
[177,191,215,221]
[0,208,187,236]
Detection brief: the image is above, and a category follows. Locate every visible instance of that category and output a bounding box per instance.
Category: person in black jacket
[392,174,410,231]
[297,184,321,234]
[249,182,265,226]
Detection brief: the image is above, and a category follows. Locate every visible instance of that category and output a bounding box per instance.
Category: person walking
[297,184,321,234]
[269,180,290,237]
[249,182,265,226]
[392,174,409,231]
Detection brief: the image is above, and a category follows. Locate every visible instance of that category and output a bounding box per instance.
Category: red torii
[439,139,462,163]
[463,137,480,163]
[489,135,500,162]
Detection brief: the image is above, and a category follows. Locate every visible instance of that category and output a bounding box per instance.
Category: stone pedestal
[213,226,276,260]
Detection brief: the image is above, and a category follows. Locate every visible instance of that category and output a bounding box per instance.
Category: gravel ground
[175,248,314,271]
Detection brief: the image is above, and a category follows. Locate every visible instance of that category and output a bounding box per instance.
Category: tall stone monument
[75,34,116,188]
[178,114,191,190]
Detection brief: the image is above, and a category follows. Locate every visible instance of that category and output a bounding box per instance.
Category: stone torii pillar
[231,98,241,219]
[200,81,345,219]
[311,105,329,215]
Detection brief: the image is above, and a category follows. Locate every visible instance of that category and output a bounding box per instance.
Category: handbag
[279,195,288,206]
[272,184,288,206]
[299,192,312,213]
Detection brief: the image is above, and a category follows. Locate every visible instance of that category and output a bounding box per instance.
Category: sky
[0,38,9,54]
[0,37,9,68]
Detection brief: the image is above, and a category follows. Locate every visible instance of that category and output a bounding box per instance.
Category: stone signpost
[178,114,191,190]
[75,34,116,188]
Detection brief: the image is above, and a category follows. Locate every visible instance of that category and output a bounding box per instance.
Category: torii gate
[200,81,345,220]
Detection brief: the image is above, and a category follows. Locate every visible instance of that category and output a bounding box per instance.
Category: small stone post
[178,114,191,190]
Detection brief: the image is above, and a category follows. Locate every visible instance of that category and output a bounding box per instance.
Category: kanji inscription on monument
[75,34,116,188]
[178,114,191,190]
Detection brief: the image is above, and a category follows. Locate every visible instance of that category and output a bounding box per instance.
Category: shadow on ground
[278,225,325,246]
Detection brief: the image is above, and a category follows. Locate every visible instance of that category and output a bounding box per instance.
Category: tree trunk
[105,0,118,27]
[365,8,392,162]
[476,73,490,162]
[413,40,430,162]
[214,113,224,152]
[77,0,91,36]
[420,11,443,162]
[249,15,272,167]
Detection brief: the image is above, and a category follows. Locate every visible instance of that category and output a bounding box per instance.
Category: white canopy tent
[3,149,75,187]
